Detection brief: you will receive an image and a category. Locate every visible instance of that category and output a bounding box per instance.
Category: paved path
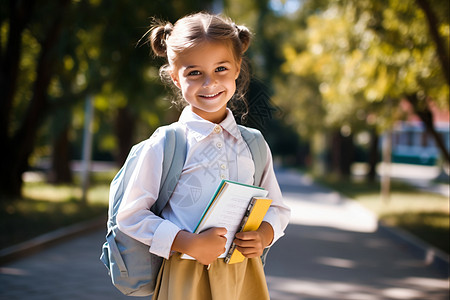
[265,169,449,300]
[1,168,449,299]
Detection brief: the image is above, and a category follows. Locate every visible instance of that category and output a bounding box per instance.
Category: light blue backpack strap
[151,122,186,216]
[109,140,147,226]
[238,125,267,187]
[105,230,128,277]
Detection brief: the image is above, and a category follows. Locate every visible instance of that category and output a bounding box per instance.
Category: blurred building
[391,100,449,165]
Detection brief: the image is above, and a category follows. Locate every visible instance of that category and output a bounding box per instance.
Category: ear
[170,71,181,89]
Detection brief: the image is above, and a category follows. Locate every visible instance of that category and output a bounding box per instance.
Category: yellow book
[225,197,272,264]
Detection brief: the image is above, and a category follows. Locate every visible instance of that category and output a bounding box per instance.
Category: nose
[203,73,217,88]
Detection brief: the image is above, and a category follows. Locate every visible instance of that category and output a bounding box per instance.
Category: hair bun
[235,24,251,53]
[163,24,173,37]
[150,22,173,57]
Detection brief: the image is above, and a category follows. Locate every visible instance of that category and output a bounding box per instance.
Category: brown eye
[188,70,201,76]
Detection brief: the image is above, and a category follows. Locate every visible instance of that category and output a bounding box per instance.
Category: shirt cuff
[149,219,181,259]
[263,209,285,247]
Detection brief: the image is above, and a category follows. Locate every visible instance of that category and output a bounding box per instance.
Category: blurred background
[1,0,449,255]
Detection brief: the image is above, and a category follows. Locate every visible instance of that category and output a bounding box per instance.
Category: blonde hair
[147,12,252,114]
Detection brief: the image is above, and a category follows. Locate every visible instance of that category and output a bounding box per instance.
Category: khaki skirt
[152,253,270,300]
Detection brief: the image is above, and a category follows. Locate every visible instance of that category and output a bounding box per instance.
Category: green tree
[276,0,449,176]
[1,0,72,198]
[0,0,212,199]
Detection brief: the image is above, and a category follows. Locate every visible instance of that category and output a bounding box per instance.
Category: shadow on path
[0,168,448,299]
[264,168,449,300]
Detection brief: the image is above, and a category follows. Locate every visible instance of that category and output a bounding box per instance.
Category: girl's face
[170,41,241,123]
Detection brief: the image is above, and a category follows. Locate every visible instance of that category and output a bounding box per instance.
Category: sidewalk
[1,168,448,299]
[266,168,449,300]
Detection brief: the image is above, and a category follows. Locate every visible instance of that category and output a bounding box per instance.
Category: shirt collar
[179,106,241,141]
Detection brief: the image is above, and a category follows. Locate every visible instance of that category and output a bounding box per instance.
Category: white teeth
[201,92,221,98]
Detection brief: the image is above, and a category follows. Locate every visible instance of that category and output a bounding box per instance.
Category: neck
[191,106,228,124]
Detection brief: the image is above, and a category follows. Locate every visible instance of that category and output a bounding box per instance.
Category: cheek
[180,81,196,96]
[228,75,237,89]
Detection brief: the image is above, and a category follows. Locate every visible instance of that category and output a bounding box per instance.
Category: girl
[117,12,290,300]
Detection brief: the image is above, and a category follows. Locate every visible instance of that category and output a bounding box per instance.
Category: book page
[201,192,257,257]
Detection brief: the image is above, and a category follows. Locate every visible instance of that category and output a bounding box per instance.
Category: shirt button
[220,164,226,170]
[214,125,222,133]
[220,174,226,180]
[216,142,223,149]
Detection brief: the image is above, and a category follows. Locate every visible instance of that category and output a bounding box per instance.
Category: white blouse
[117,106,290,259]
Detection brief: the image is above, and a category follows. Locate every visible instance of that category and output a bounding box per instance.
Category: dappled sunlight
[284,194,378,233]
[381,288,425,299]
[276,168,379,233]
[392,277,450,289]
[267,275,449,300]
[267,276,392,300]
[380,276,450,299]
[316,256,356,268]
[0,267,30,276]
[21,170,112,205]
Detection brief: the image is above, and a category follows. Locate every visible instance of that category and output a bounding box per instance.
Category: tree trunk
[0,0,70,199]
[367,129,379,182]
[0,155,23,201]
[330,131,341,176]
[48,126,73,184]
[0,1,36,200]
[312,131,327,177]
[331,130,355,178]
[340,133,354,177]
[115,107,136,166]
[0,0,35,145]
[416,0,450,86]
[406,94,450,164]
[381,129,392,203]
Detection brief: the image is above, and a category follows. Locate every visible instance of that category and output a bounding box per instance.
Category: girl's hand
[172,227,227,266]
[192,227,227,265]
[233,221,274,258]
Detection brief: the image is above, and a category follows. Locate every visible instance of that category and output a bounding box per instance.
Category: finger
[233,239,256,248]
[244,252,260,258]
[235,246,259,257]
[235,231,260,240]
[215,227,228,236]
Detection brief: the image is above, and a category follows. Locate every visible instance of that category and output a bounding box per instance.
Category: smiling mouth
[199,91,223,99]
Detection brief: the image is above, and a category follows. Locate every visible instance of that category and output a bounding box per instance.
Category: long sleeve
[116,128,182,259]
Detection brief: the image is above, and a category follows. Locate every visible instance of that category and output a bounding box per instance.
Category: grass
[0,171,115,250]
[316,176,450,254]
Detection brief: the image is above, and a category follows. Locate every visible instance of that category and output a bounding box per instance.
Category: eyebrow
[184,61,232,70]
[185,65,198,70]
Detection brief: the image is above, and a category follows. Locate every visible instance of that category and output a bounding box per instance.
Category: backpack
[100,122,267,296]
